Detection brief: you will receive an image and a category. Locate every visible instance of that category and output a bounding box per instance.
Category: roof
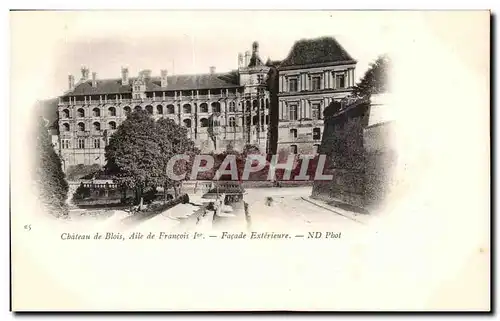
[279,36,356,69]
[63,71,241,97]
[248,53,264,67]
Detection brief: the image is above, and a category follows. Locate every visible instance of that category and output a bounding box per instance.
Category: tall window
[313,127,321,140]
[124,106,131,114]
[62,109,70,118]
[146,105,153,114]
[288,79,298,92]
[228,117,236,127]
[183,104,192,114]
[313,144,320,155]
[78,139,85,149]
[200,103,208,113]
[62,123,70,132]
[93,122,101,131]
[167,105,175,114]
[108,107,116,116]
[77,122,85,132]
[183,119,192,128]
[289,104,298,121]
[311,76,321,91]
[229,101,236,112]
[336,74,346,88]
[94,138,100,149]
[77,108,85,117]
[92,108,100,117]
[200,118,209,127]
[61,139,70,149]
[312,103,320,120]
[211,102,221,113]
[290,129,297,138]
[290,145,298,154]
[156,105,163,114]
[108,121,116,130]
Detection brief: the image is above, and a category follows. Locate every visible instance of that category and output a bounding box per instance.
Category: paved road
[243,187,362,232]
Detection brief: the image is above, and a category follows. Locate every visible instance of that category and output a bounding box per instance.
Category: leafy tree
[33,116,69,216]
[105,110,199,207]
[154,117,199,199]
[104,110,163,207]
[352,54,391,98]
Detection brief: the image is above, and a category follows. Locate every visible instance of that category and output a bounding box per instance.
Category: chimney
[68,75,75,90]
[209,66,216,74]
[92,72,97,87]
[80,66,89,81]
[139,69,152,80]
[244,51,251,67]
[252,41,259,55]
[121,67,129,85]
[160,69,168,87]
[238,53,244,68]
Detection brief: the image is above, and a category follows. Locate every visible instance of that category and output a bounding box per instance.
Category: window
[289,104,298,121]
[200,103,208,113]
[183,104,192,114]
[313,128,321,140]
[108,107,116,116]
[134,106,142,111]
[62,109,70,118]
[134,85,141,91]
[312,103,320,120]
[257,74,264,84]
[229,101,236,112]
[311,76,321,90]
[93,122,101,131]
[211,102,221,113]
[124,106,131,114]
[78,139,85,149]
[336,74,346,88]
[183,119,192,128]
[228,117,236,127]
[200,118,209,127]
[157,105,163,114]
[290,145,298,154]
[108,121,116,130]
[134,93,141,99]
[77,122,85,132]
[265,99,269,109]
[290,129,297,138]
[252,115,259,125]
[77,108,85,117]
[313,144,320,155]
[94,138,101,149]
[61,139,70,149]
[92,108,100,117]
[167,105,175,114]
[288,78,298,92]
[62,123,70,132]
[265,115,270,124]
[146,105,153,114]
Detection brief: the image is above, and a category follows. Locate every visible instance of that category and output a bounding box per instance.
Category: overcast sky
[13,11,400,99]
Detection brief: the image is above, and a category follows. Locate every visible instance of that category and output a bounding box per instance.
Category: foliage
[73,183,91,200]
[104,110,198,205]
[66,164,102,181]
[352,54,391,98]
[33,116,69,216]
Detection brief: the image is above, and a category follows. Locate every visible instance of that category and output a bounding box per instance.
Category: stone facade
[56,37,358,171]
[275,37,357,157]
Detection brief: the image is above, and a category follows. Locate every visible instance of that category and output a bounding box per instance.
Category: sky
[12,11,396,100]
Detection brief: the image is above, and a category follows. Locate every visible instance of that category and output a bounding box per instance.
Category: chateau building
[57,42,270,169]
[56,37,356,169]
[275,37,357,156]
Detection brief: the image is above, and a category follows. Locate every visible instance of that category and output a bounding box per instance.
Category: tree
[104,110,199,207]
[352,54,391,98]
[33,116,69,216]
[154,117,199,199]
[104,110,163,207]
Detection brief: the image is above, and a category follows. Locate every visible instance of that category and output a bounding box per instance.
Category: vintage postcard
[10,10,490,311]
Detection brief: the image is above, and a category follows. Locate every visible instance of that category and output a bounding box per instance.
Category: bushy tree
[104,110,198,206]
[352,54,391,98]
[33,116,68,216]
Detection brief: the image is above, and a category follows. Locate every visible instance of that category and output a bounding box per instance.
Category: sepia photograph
[10,10,490,312]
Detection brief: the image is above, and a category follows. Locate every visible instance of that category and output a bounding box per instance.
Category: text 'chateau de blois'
[55,37,357,169]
